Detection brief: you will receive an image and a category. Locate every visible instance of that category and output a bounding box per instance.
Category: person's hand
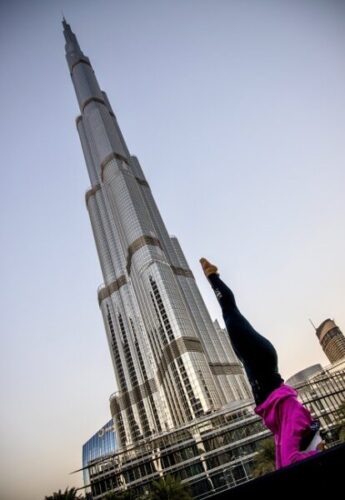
[316,441,326,451]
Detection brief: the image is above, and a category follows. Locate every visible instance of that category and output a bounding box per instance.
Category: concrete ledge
[211,443,345,498]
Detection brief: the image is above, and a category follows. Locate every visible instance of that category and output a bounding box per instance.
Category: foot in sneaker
[200,258,218,277]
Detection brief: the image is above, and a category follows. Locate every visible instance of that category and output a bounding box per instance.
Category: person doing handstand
[200,258,323,469]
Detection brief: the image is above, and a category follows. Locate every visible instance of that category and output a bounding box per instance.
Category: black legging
[208,274,283,405]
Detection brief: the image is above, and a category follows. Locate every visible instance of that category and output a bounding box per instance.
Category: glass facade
[82,420,117,485]
[86,401,266,499]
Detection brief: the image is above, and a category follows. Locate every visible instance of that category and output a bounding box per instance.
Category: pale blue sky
[1,1,344,499]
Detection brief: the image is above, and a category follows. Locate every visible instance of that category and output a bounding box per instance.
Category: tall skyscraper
[316,319,345,364]
[63,19,249,449]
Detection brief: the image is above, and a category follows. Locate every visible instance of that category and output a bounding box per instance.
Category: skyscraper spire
[63,20,130,183]
[64,23,250,448]
[62,18,85,65]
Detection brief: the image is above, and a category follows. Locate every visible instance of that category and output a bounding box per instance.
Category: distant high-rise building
[316,319,345,364]
[63,19,250,449]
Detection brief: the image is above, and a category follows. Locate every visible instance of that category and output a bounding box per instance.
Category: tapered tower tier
[63,19,250,448]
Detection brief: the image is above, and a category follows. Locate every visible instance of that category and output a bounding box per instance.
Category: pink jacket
[255,384,319,469]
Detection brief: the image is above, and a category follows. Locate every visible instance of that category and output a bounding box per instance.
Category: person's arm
[279,397,320,467]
